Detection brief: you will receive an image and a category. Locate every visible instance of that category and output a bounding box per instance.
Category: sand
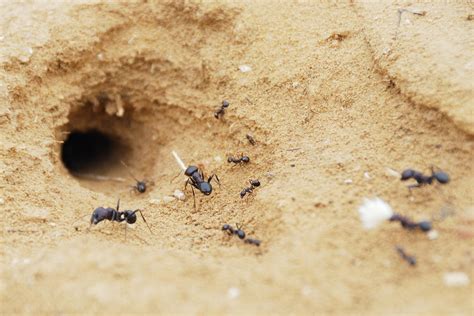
[1,1,473,315]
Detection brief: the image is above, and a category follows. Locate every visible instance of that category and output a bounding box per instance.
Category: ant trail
[172,150,187,172]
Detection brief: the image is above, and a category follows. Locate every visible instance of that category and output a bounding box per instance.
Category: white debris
[23,207,49,221]
[364,172,371,179]
[97,53,104,61]
[172,150,187,172]
[239,65,252,73]
[427,230,439,240]
[162,196,175,204]
[173,189,185,201]
[214,156,222,163]
[0,197,4,205]
[357,198,394,230]
[227,287,240,299]
[344,179,353,184]
[443,272,470,287]
[385,167,401,178]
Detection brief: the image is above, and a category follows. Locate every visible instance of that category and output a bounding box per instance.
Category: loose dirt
[1,1,473,315]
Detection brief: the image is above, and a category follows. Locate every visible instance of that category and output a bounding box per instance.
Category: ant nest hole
[58,93,159,194]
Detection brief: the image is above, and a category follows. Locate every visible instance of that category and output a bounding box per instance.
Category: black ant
[389,214,432,232]
[214,100,230,119]
[244,238,261,246]
[90,199,152,234]
[400,167,449,190]
[222,223,245,239]
[246,133,256,145]
[396,246,416,266]
[184,165,220,208]
[240,179,260,198]
[227,154,250,164]
[121,161,153,193]
[222,224,261,246]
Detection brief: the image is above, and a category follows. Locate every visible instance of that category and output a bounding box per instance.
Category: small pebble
[227,287,240,299]
[427,230,439,240]
[214,156,222,163]
[385,167,400,178]
[0,197,4,205]
[344,179,353,184]
[443,272,470,287]
[173,189,186,201]
[239,65,252,73]
[364,172,371,179]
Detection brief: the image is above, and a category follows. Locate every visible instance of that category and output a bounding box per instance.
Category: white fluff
[358,198,394,230]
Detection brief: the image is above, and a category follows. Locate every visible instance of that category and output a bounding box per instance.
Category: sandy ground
[1,1,473,315]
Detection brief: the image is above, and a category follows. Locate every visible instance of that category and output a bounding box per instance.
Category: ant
[121,161,153,193]
[214,100,230,119]
[400,167,449,190]
[222,223,245,239]
[90,199,152,234]
[244,238,261,246]
[184,165,220,208]
[246,133,256,145]
[240,179,260,198]
[227,153,250,164]
[389,214,432,232]
[396,246,416,266]
[222,224,261,246]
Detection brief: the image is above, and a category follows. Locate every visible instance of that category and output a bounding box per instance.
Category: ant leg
[116,199,121,212]
[208,174,221,187]
[170,171,183,184]
[133,210,153,234]
[191,186,196,210]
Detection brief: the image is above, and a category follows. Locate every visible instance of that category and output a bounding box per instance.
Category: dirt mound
[1,2,473,315]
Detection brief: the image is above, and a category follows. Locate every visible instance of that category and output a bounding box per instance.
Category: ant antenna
[121,160,140,182]
[172,150,187,172]
[132,209,153,234]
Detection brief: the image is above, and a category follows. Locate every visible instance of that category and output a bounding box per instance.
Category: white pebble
[214,156,222,163]
[97,53,104,61]
[227,287,240,299]
[173,189,186,201]
[427,230,439,240]
[0,197,4,205]
[364,172,371,179]
[443,272,470,287]
[344,179,353,184]
[239,65,252,73]
[385,167,400,178]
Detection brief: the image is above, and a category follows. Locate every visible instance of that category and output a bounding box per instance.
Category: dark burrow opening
[61,130,126,174]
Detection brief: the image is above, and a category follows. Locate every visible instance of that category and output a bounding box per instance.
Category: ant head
[185,165,198,177]
[222,100,230,108]
[433,171,450,184]
[90,207,110,225]
[227,157,233,163]
[241,156,250,163]
[400,169,416,180]
[124,210,137,224]
[222,224,230,231]
[250,179,260,187]
[137,182,147,193]
[199,182,212,195]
